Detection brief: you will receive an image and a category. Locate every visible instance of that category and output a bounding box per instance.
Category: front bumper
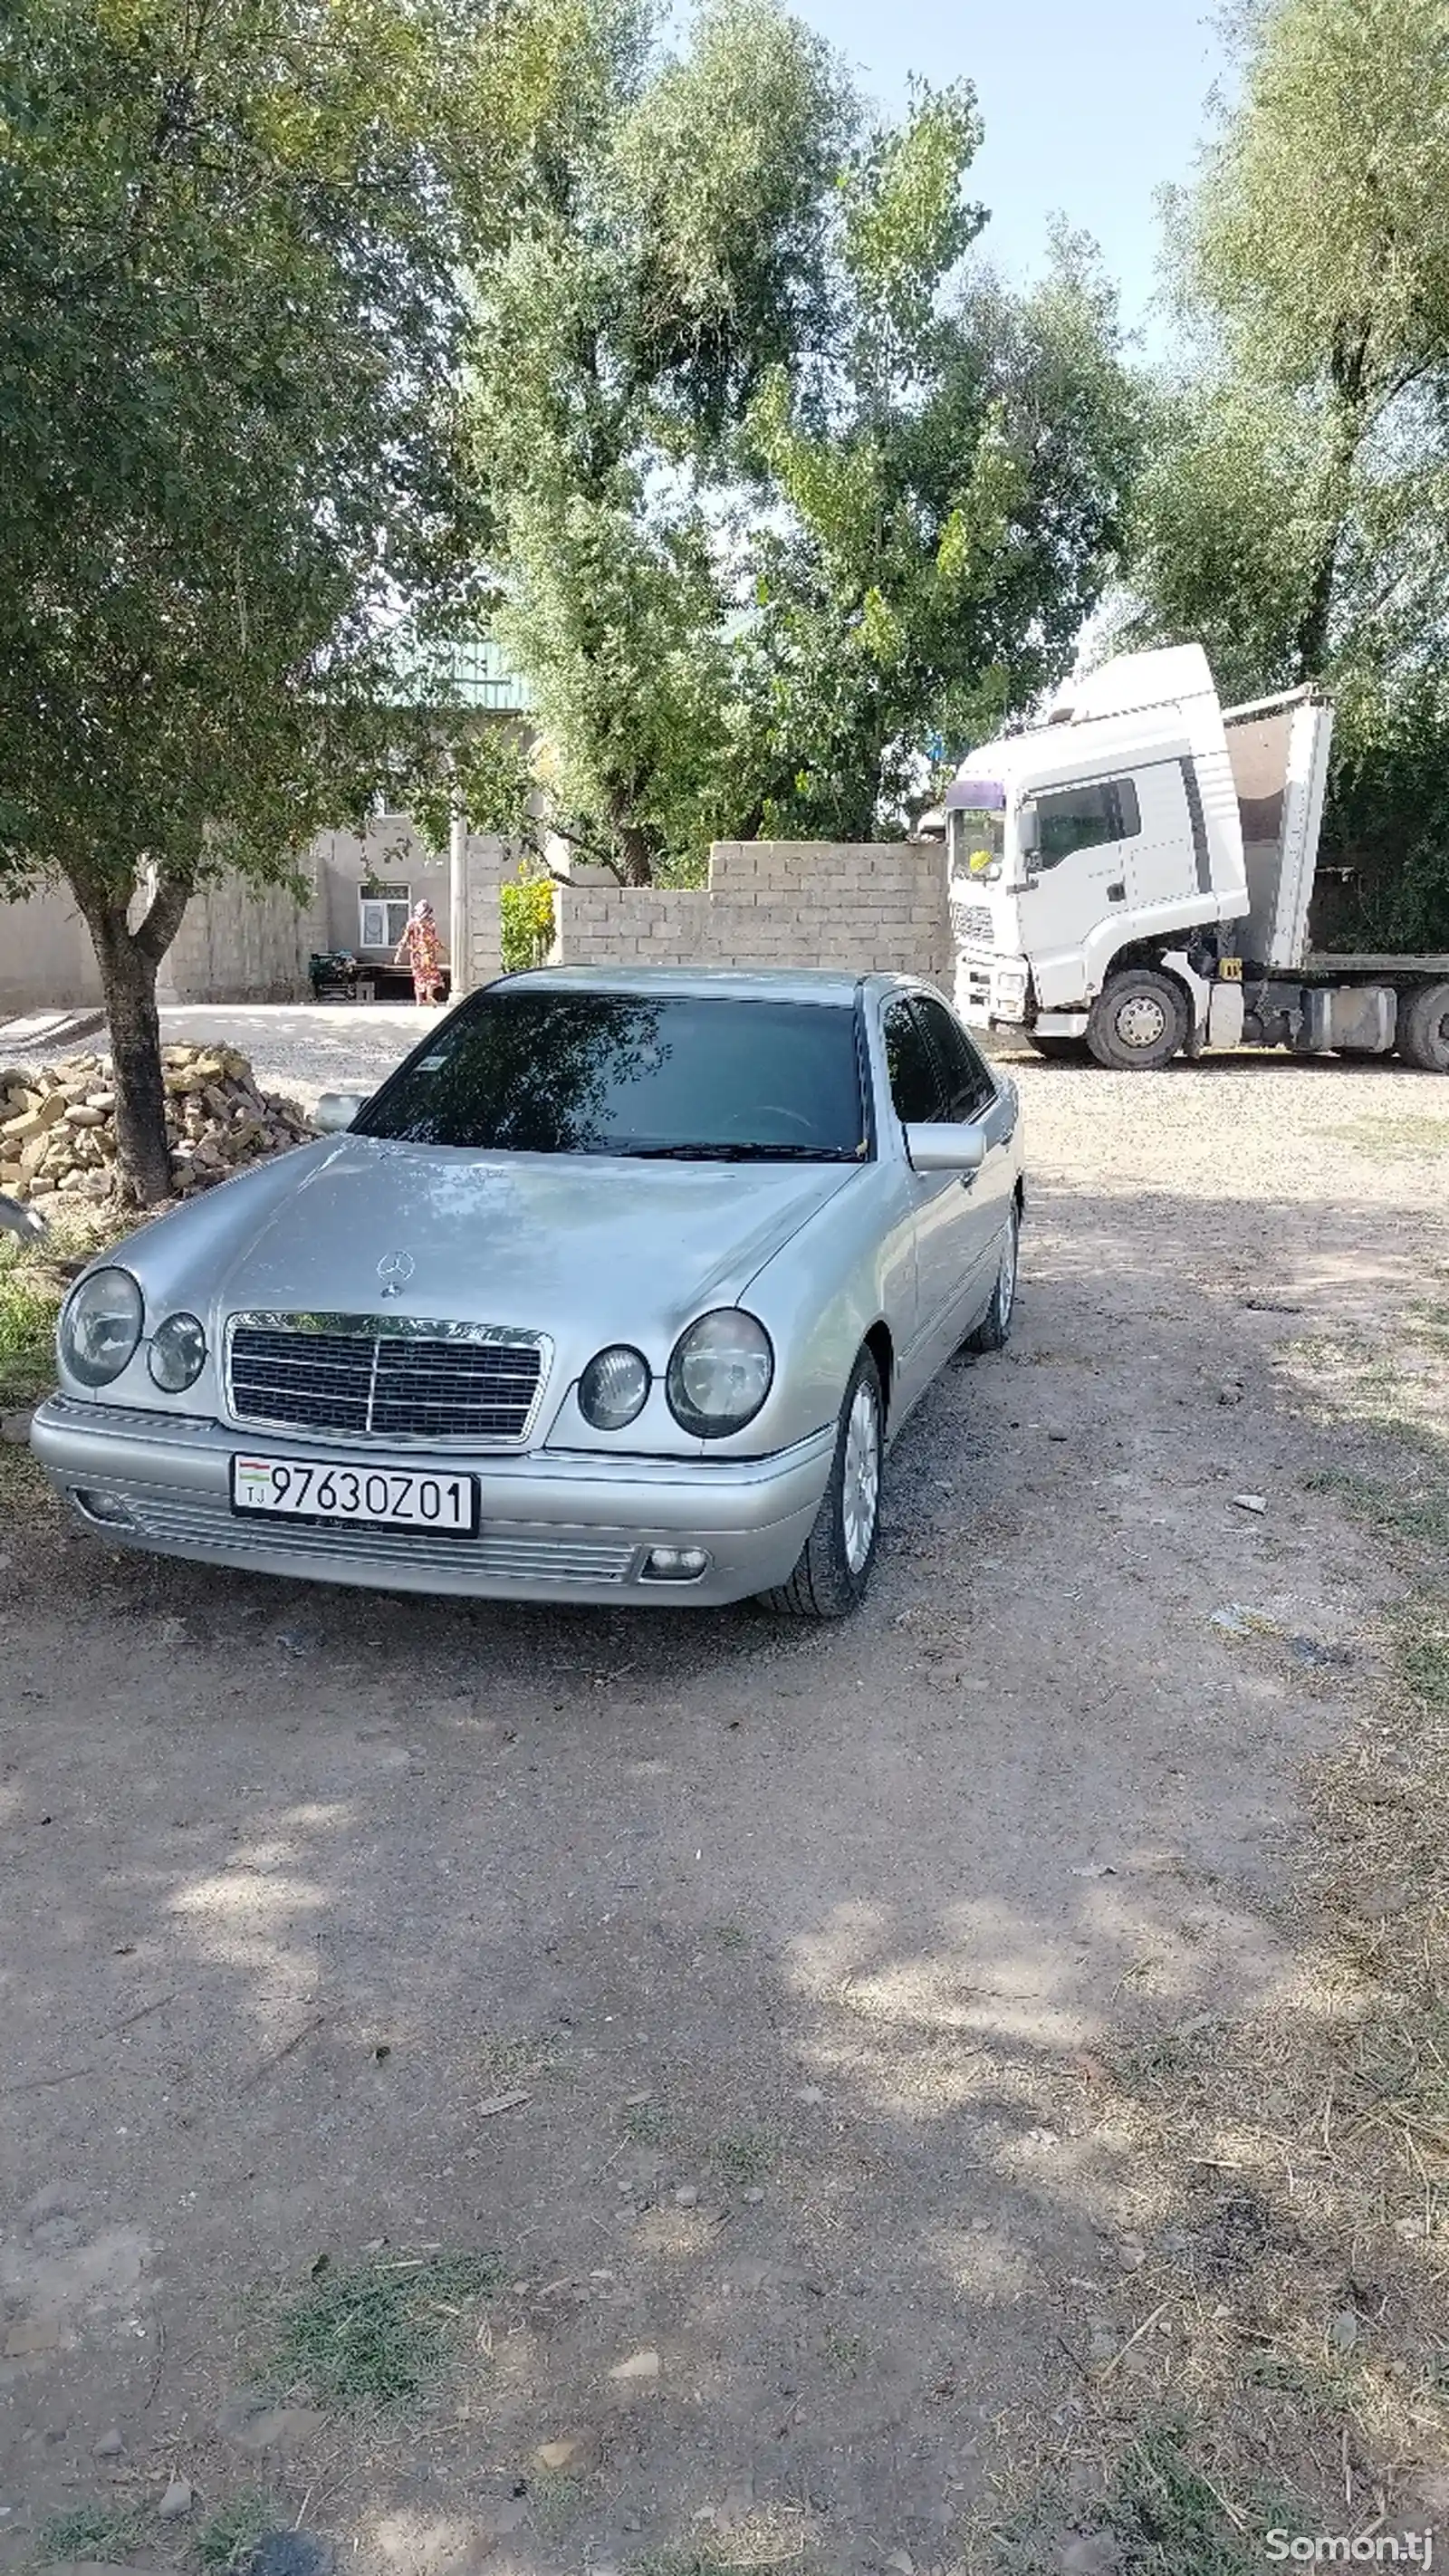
[29,1396,833,1609]
[955,947,1030,1029]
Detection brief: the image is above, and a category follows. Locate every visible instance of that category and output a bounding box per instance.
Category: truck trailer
[944,644,1449,1073]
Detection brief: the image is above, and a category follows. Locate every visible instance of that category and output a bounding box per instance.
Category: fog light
[641,1545,710,1581]
[73,1486,134,1525]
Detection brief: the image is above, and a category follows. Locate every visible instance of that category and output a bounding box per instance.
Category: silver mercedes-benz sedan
[30,966,1024,1616]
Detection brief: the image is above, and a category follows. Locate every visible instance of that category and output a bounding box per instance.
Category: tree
[463,6,1140,876]
[746,223,1143,838]
[1126,0,1449,944]
[0,0,567,1201]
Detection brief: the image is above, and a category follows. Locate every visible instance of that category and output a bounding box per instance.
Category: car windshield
[353,989,868,1159]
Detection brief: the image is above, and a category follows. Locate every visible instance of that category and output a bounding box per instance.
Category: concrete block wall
[456,832,509,993]
[554,841,952,985]
[157,877,323,1004]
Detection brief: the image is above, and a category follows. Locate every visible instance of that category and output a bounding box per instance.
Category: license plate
[231,1455,478,1533]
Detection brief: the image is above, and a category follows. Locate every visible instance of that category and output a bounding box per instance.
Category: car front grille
[951,899,994,946]
[110,1490,638,1584]
[226,1314,549,1447]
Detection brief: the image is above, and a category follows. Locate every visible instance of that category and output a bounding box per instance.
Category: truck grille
[226,1314,549,1447]
[951,900,994,945]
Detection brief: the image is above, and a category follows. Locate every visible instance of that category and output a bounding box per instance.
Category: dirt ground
[2,1047,1447,2576]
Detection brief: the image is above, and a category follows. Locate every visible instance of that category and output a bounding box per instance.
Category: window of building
[359,885,411,949]
[1032,775,1142,869]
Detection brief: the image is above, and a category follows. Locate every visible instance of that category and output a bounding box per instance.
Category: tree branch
[133,863,196,966]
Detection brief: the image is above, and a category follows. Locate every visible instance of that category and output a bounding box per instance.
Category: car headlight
[60,1267,144,1389]
[666,1309,773,1439]
[148,1312,207,1392]
[579,1344,649,1430]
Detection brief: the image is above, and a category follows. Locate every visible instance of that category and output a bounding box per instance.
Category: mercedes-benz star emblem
[377,1249,416,1300]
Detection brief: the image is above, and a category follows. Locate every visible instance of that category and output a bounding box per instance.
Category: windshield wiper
[621,1141,862,1162]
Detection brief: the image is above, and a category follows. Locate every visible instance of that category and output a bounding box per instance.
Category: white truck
[943,643,1449,1073]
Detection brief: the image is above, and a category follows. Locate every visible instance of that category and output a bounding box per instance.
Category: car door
[912,995,1015,1345]
[880,995,998,1403]
[1020,773,1142,1010]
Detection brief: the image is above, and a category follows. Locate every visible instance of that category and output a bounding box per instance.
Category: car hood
[186,1137,858,1341]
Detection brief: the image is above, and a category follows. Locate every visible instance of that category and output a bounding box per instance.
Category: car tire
[1398,980,1449,1073]
[1024,1031,1087,1061]
[759,1347,884,1620]
[1086,969,1189,1071]
[964,1202,1020,1353]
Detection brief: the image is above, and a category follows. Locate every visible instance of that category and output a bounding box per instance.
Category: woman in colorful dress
[394,899,446,1004]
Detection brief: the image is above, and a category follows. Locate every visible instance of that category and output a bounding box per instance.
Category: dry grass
[963,1314,1449,2571]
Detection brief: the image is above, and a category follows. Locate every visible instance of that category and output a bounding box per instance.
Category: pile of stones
[0,1044,311,1205]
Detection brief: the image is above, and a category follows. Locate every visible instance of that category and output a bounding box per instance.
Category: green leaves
[1128,0,1449,947]
[465,14,1137,873]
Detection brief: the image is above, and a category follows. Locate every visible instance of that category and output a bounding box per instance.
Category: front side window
[884,1000,945,1124]
[1030,776,1142,870]
[355,990,868,1160]
[360,885,411,948]
[912,996,997,1121]
[947,807,1006,882]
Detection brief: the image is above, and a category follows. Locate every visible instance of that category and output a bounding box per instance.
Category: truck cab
[947,645,1255,1050]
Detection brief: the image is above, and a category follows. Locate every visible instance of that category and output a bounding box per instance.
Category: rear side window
[883,1000,945,1123]
[912,996,998,1121]
[1033,775,1142,868]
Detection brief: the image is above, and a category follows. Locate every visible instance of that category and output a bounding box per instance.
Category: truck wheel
[1399,980,1449,1074]
[1086,971,1189,1072]
[1024,1031,1087,1061]
[759,1347,884,1620]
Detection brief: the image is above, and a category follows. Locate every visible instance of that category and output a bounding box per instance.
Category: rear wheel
[1086,969,1189,1072]
[965,1203,1020,1353]
[759,1347,884,1620]
[1398,980,1449,1073]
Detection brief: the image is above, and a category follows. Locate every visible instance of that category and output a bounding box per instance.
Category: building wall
[155,876,327,1005]
[312,817,450,962]
[0,888,102,1011]
[554,841,952,985]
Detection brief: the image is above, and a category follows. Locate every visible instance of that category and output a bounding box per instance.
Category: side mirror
[1018,803,1040,857]
[0,1191,48,1245]
[905,1121,987,1176]
[313,1091,369,1134]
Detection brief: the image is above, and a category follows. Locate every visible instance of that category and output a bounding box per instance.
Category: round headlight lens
[579,1344,650,1430]
[148,1312,206,1392]
[60,1267,144,1389]
[666,1309,773,1439]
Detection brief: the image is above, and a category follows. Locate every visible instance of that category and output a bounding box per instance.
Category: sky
[793,0,1229,359]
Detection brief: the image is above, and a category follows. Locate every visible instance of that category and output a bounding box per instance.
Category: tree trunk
[1294,323,1371,682]
[71,867,195,1207]
[614,817,656,884]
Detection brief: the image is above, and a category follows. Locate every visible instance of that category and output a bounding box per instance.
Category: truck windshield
[353,989,868,1160]
[948,809,1005,879]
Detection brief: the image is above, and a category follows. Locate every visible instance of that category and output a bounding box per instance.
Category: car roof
[501,964,866,1005]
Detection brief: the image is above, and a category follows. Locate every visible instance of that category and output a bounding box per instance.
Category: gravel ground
[1,1044,1446,2575]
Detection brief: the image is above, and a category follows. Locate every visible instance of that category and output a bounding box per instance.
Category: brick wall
[554,841,951,984]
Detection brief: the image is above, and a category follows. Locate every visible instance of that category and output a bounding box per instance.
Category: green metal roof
[390,634,533,714]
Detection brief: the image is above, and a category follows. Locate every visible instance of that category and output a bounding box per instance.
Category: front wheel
[759,1347,884,1620]
[1086,970,1189,1072]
